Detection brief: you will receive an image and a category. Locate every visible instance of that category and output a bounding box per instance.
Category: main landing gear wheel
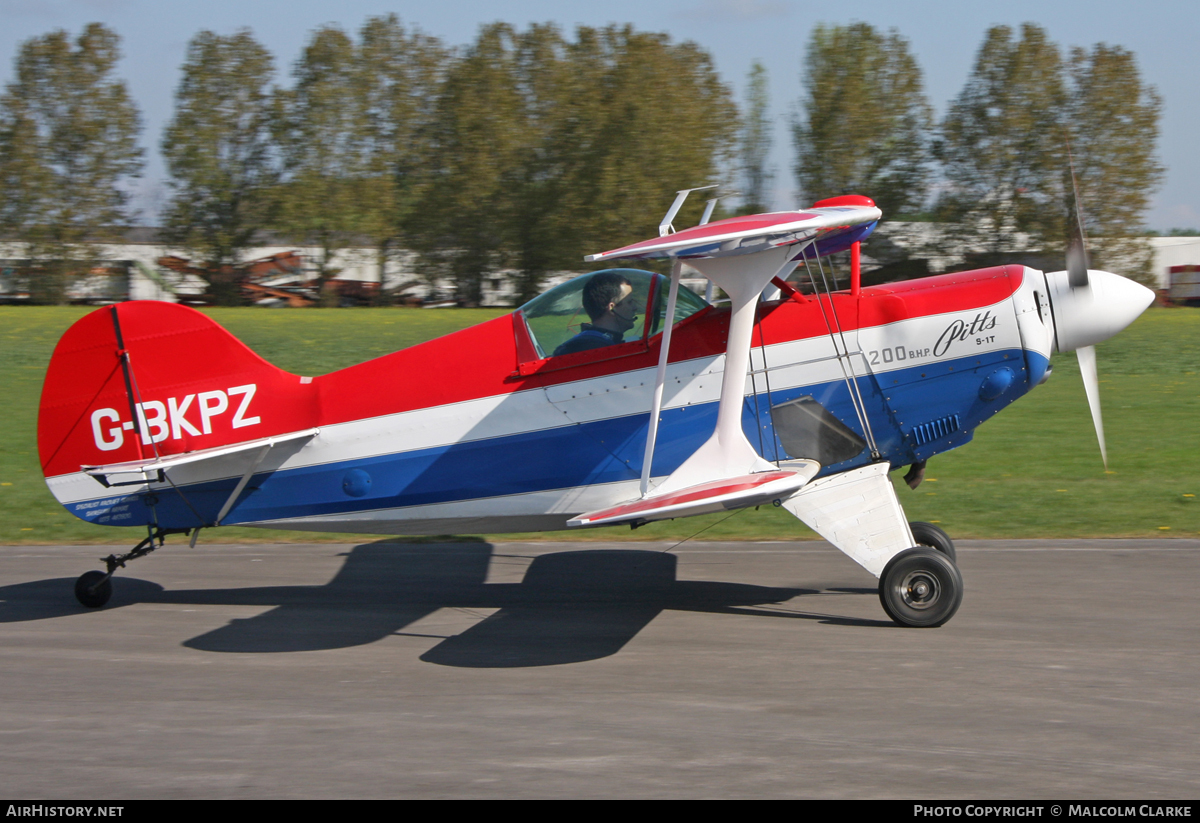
[910,521,956,562]
[879,547,963,628]
[74,570,113,609]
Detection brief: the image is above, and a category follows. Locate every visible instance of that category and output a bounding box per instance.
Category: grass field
[2,304,1197,545]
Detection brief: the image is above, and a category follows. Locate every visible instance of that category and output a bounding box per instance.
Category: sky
[1,0,1196,230]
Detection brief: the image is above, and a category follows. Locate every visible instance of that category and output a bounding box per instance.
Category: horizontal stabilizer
[83,428,319,487]
[568,463,819,528]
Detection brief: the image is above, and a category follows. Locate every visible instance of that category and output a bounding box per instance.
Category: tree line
[0,18,1162,305]
[793,22,1162,283]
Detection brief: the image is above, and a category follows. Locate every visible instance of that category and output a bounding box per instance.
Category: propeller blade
[1067,238,1090,289]
[1076,344,1107,469]
[1065,138,1090,289]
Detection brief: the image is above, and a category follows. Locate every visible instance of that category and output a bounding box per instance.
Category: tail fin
[39,301,317,479]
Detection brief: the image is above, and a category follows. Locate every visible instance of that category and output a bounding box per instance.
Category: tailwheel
[74,570,113,609]
[910,521,956,562]
[879,547,963,627]
[72,527,191,609]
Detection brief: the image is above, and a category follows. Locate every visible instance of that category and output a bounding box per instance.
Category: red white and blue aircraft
[37,192,1154,626]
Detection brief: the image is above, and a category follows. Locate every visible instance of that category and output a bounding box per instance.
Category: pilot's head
[583,272,637,333]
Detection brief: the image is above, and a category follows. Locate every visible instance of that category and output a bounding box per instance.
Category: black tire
[910,521,956,562]
[879,548,963,628]
[74,571,112,608]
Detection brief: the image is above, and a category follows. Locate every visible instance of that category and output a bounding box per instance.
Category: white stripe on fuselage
[47,290,1023,508]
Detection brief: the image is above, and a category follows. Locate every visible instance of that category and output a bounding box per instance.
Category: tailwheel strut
[74,528,191,608]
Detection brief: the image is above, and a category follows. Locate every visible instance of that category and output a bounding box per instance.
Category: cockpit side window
[514,268,710,373]
[649,272,711,337]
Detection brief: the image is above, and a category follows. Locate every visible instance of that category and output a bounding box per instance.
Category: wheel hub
[899,571,940,610]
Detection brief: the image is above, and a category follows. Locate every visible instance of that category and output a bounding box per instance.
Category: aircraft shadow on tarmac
[0,543,891,667]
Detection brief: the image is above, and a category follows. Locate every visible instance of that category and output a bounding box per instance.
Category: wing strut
[574,201,881,527]
[576,242,821,526]
[639,259,683,497]
[214,443,272,525]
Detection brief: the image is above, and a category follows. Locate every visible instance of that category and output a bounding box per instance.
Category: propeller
[1066,237,1090,289]
[1066,149,1090,290]
[1075,343,1107,469]
[1045,141,1152,470]
[1065,148,1106,467]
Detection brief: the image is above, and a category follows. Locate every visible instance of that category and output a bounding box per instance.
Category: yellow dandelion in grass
[1158,526,1171,530]
[1056,489,1068,492]
[0,482,11,486]
[20,527,32,531]
[1184,494,1195,498]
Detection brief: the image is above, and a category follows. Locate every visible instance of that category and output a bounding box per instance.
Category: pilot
[553,272,639,356]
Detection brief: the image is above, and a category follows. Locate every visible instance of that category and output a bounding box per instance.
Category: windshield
[518,269,709,359]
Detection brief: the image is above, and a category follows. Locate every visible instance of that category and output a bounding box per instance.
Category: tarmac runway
[2,538,1198,799]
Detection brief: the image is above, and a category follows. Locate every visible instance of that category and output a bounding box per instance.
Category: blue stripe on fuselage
[66,348,1047,528]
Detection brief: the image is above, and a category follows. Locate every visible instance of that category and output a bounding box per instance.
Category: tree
[354,15,448,290]
[1064,44,1162,285]
[740,61,773,214]
[272,20,449,302]
[415,23,738,305]
[793,23,932,217]
[160,29,279,304]
[568,26,738,263]
[0,23,143,303]
[503,24,585,302]
[937,26,1162,281]
[273,25,367,293]
[937,24,1067,255]
[413,22,528,305]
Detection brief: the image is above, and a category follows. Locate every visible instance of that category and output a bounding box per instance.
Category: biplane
[37,192,1154,627]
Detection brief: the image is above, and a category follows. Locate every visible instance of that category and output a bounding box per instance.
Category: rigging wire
[646,507,747,561]
[799,247,880,458]
[746,337,768,463]
[815,251,880,457]
[755,301,781,466]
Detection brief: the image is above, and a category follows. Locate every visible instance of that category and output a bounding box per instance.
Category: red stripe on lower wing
[579,470,797,521]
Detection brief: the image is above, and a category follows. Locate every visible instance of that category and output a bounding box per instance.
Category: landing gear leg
[73,527,190,608]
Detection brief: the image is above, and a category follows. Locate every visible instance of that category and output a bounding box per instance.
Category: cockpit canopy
[517,268,710,359]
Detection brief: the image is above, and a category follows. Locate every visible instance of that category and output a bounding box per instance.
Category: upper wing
[585,206,881,263]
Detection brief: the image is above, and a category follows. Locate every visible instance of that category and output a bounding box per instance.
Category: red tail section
[39,302,318,478]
